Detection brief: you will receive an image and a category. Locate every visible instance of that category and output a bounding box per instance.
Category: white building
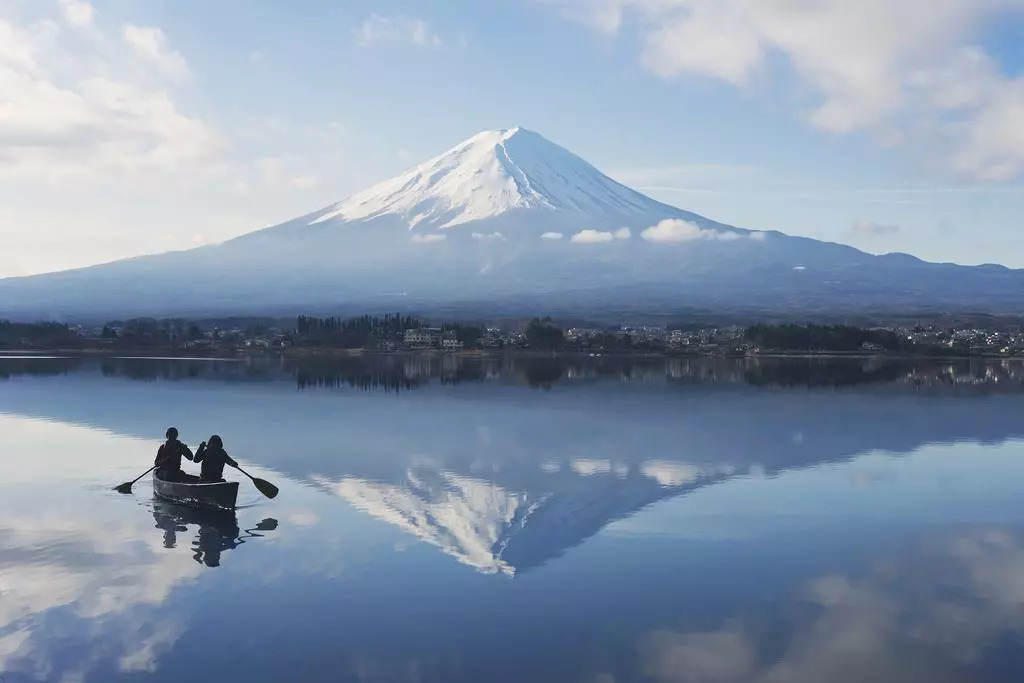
[404,328,461,349]
[404,328,441,347]
[441,331,463,350]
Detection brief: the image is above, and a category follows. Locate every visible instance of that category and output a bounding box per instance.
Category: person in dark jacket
[155,427,194,481]
[193,435,238,483]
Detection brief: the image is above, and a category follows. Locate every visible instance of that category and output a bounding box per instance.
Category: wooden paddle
[233,464,279,499]
[114,464,157,494]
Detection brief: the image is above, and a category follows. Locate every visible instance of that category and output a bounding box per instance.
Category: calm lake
[3,355,1024,682]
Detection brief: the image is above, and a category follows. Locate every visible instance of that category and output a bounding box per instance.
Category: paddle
[254,518,279,532]
[232,464,279,499]
[114,464,157,494]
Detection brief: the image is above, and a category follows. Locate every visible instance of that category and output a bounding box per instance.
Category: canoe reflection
[151,499,278,568]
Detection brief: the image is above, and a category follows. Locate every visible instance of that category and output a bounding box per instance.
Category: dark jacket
[194,443,237,482]
[155,439,194,474]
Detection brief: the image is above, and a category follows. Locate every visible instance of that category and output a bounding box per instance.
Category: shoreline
[1,347,1021,361]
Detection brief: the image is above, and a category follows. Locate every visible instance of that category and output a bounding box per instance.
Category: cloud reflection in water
[638,528,1024,683]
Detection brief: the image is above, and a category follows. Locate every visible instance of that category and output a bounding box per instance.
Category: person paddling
[193,435,238,483]
[155,427,195,481]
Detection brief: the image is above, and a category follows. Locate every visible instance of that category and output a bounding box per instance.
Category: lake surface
[3,355,1024,682]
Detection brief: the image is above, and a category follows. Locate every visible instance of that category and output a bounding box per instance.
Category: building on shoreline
[403,328,463,350]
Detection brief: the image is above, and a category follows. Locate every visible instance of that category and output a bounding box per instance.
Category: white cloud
[750,231,768,242]
[411,233,446,243]
[356,15,443,48]
[541,231,564,240]
[472,231,506,242]
[58,0,94,28]
[286,511,320,527]
[641,220,705,243]
[0,18,56,74]
[0,510,201,678]
[639,460,703,487]
[543,0,625,34]
[641,4,764,86]
[0,630,30,667]
[117,621,185,673]
[571,458,614,476]
[570,229,615,243]
[0,16,223,183]
[614,227,632,239]
[953,79,1024,181]
[248,49,264,65]
[850,220,901,236]
[122,25,190,82]
[0,4,351,276]
[639,529,1024,683]
[640,219,749,243]
[551,0,1024,180]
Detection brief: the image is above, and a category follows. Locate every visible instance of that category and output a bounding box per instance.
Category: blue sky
[2,0,1024,276]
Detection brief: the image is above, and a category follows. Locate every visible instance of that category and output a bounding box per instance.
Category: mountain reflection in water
[3,355,1024,579]
[320,460,736,576]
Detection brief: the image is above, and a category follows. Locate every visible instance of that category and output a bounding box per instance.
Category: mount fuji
[2,127,1022,319]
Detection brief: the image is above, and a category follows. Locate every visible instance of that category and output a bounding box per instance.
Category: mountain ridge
[1,127,1022,319]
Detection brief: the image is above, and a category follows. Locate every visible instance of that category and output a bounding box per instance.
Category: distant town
[4,313,1024,358]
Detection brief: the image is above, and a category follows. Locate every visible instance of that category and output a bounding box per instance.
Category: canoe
[153,471,239,510]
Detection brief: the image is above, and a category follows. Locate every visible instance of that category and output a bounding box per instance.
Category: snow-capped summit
[2,127,1023,318]
[305,126,684,234]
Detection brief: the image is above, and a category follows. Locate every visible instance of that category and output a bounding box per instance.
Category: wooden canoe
[153,471,239,510]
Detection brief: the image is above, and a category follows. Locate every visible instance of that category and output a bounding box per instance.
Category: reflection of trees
[514,357,672,387]
[439,359,489,385]
[743,358,911,387]
[4,355,1024,392]
[523,358,563,388]
[98,358,273,382]
[292,356,500,392]
[0,357,84,378]
[295,358,425,393]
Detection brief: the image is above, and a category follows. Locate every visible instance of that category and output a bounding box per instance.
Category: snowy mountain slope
[277,127,705,235]
[1,127,1022,318]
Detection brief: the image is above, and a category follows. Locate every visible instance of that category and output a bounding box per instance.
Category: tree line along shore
[3,315,1024,358]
